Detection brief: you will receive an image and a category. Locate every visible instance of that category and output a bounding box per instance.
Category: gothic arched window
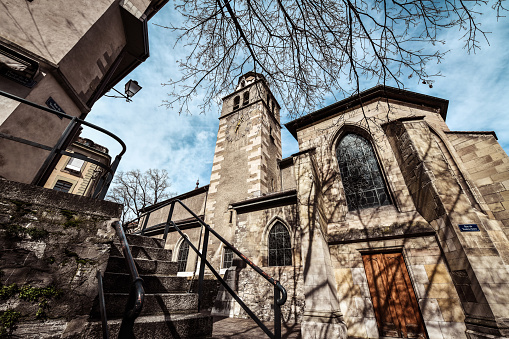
[177,240,189,272]
[268,222,292,266]
[336,133,391,210]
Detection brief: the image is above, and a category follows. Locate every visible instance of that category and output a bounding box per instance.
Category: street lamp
[105,79,142,102]
[125,80,142,99]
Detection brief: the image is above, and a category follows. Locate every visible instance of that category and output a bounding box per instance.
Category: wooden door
[363,252,427,338]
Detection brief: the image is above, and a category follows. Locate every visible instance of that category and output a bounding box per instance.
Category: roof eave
[285,85,449,140]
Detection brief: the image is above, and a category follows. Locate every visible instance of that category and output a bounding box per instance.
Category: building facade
[0,0,166,186]
[43,137,111,197]
[140,75,509,339]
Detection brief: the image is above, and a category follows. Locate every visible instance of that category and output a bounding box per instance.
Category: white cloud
[418,12,509,150]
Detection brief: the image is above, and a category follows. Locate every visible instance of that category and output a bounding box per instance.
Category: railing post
[140,211,150,236]
[274,283,281,339]
[32,117,78,186]
[94,154,121,200]
[197,227,209,312]
[96,270,110,339]
[163,202,175,243]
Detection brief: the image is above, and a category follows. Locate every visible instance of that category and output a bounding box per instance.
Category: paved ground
[210,316,301,338]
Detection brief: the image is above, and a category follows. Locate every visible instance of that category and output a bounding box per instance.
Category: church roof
[140,184,209,213]
[285,85,449,140]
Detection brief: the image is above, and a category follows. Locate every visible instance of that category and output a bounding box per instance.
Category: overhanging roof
[87,0,169,108]
[231,189,297,213]
[285,85,449,140]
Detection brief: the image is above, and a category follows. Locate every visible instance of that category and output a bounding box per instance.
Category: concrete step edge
[110,244,173,261]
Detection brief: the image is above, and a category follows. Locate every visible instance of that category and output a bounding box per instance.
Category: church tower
[205,72,282,263]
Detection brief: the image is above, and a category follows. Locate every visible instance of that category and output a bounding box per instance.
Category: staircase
[87,234,213,338]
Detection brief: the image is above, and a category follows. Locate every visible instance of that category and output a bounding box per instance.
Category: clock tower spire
[204,72,282,262]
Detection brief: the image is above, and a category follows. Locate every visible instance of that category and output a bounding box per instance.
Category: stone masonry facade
[141,79,509,339]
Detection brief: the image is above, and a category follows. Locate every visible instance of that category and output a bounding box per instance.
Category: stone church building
[139,72,509,339]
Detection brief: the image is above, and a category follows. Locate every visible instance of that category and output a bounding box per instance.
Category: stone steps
[102,272,189,293]
[105,256,179,275]
[96,234,213,338]
[119,234,166,248]
[111,242,173,261]
[92,293,199,318]
[68,313,213,339]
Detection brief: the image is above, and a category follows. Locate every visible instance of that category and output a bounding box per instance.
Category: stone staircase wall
[0,178,214,338]
[0,178,121,337]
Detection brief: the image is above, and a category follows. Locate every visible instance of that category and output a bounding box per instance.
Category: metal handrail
[96,270,110,339]
[135,199,287,339]
[0,90,126,199]
[111,221,145,339]
[122,198,176,233]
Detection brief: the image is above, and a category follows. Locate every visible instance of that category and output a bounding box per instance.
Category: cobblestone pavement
[210,316,301,338]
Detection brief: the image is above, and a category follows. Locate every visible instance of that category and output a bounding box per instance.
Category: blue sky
[83,5,509,196]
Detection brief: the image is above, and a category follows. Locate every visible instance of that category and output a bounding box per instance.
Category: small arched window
[243,91,250,105]
[336,133,391,210]
[233,96,240,110]
[268,222,292,266]
[177,240,189,272]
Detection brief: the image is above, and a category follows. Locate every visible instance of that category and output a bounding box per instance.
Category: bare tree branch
[158,0,504,118]
[107,169,176,224]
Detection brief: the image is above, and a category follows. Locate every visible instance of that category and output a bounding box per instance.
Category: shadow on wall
[296,116,492,339]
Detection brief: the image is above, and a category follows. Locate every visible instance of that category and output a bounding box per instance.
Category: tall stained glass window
[336,133,391,210]
[268,222,292,266]
[177,240,189,272]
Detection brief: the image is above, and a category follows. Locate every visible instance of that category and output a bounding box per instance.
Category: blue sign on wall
[46,97,66,119]
[458,224,480,232]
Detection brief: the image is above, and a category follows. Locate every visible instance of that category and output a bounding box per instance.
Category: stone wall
[0,178,121,336]
[189,277,221,311]
[236,266,305,323]
[447,132,509,238]
[293,149,348,338]
[280,159,296,191]
[385,119,509,337]
[228,204,304,323]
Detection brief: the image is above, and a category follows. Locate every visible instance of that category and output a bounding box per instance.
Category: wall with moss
[0,178,121,337]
